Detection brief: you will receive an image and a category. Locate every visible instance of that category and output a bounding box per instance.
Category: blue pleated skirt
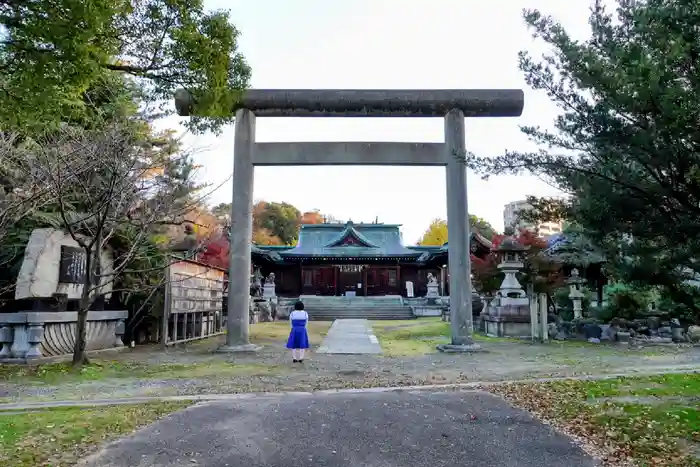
[286,319,310,349]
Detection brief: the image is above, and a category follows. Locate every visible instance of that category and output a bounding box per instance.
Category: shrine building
[250,221,492,298]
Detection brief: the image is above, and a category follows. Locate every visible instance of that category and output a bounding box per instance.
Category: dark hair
[294,300,305,311]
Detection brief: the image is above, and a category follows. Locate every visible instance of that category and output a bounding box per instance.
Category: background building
[252,221,492,297]
[503,198,564,237]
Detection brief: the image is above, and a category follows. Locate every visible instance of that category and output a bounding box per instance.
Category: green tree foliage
[0,0,250,134]
[253,201,301,245]
[470,215,497,240]
[465,0,700,314]
[209,201,306,246]
[658,284,700,324]
[211,202,232,220]
[1,118,203,364]
[0,77,205,366]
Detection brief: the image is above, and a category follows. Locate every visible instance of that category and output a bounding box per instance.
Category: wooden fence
[160,258,226,345]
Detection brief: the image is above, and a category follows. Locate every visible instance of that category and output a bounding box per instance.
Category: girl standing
[286,300,309,363]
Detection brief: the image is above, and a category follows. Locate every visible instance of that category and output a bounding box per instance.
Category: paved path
[80,390,597,467]
[317,319,382,354]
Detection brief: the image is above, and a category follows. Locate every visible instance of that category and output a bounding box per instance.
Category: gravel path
[2,335,699,403]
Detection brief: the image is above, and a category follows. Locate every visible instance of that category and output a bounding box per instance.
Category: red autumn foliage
[300,210,325,224]
[471,253,502,294]
[471,229,564,295]
[197,232,230,270]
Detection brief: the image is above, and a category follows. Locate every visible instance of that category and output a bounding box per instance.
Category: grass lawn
[371,318,507,356]
[0,321,331,386]
[0,401,190,467]
[0,359,280,385]
[371,318,450,356]
[250,320,331,344]
[490,373,700,466]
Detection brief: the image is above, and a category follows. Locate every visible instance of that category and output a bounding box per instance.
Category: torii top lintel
[174,89,524,118]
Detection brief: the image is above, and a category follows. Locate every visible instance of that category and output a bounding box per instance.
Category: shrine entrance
[174,87,524,349]
[337,264,363,296]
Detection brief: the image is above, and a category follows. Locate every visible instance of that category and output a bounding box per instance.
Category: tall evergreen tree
[466,0,700,310]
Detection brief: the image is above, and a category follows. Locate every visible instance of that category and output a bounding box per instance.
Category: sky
[168,0,595,244]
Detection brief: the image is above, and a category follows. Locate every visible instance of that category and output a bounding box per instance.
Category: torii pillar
[175,89,525,352]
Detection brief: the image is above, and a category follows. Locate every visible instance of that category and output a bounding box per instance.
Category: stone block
[114,319,125,347]
[0,324,12,357]
[411,306,442,317]
[583,323,603,340]
[617,331,631,343]
[26,324,44,358]
[672,327,684,343]
[647,316,662,330]
[687,325,700,343]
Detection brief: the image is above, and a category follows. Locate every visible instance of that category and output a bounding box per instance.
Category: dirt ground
[2,322,699,403]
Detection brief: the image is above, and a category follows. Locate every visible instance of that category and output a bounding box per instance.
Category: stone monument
[567,268,586,319]
[250,267,263,298]
[262,273,277,300]
[0,228,127,361]
[174,87,524,353]
[425,273,440,300]
[481,236,534,338]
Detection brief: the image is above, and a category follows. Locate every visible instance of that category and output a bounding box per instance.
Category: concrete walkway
[79,390,597,467]
[316,319,382,354]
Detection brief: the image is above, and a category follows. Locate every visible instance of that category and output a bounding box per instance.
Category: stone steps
[308,311,415,321]
[279,295,414,320]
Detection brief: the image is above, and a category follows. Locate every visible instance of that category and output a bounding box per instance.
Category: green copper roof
[252,224,495,262]
[251,244,283,261]
[260,221,421,258]
[324,223,379,248]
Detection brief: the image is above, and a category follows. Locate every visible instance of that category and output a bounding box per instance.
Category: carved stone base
[436,343,484,353]
[216,343,262,353]
[0,310,127,362]
[262,284,277,300]
[426,284,440,299]
[483,314,532,338]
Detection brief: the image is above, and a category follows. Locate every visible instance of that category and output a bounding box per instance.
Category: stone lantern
[481,236,532,338]
[496,236,527,300]
[567,268,586,319]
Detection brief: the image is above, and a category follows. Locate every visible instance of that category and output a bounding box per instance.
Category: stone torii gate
[175,89,524,352]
